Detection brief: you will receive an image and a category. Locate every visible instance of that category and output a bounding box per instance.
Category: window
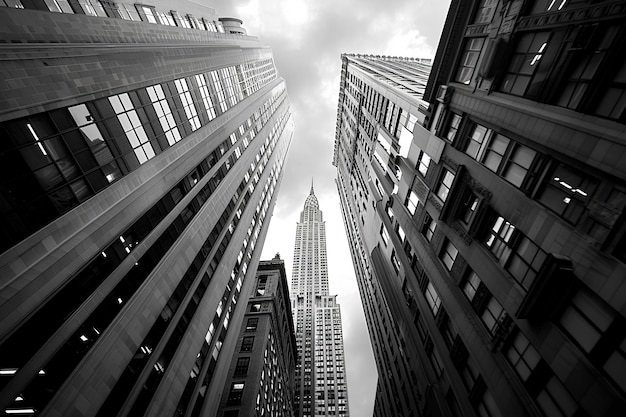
[256,276,267,296]
[109,93,155,164]
[425,282,442,316]
[423,214,437,242]
[418,151,431,177]
[456,37,485,85]
[227,382,245,405]
[485,215,546,289]
[464,123,490,161]
[436,169,455,203]
[500,32,552,98]
[174,78,201,131]
[195,74,217,120]
[481,297,506,334]
[405,190,419,215]
[505,330,541,382]
[460,193,479,224]
[440,240,458,271]
[474,0,497,24]
[482,134,509,172]
[445,113,462,143]
[537,163,598,225]
[146,84,181,146]
[391,250,400,274]
[380,224,389,246]
[234,357,250,377]
[476,390,503,417]
[462,271,481,302]
[502,144,537,188]
[245,318,258,332]
[241,336,254,352]
[141,6,157,23]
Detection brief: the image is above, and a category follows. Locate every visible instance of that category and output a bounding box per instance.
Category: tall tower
[0,3,293,417]
[334,1,626,416]
[291,184,349,417]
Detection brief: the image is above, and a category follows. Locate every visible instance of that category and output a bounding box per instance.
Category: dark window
[422,214,436,242]
[537,163,598,225]
[241,336,254,352]
[440,239,458,271]
[234,357,250,377]
[227,382,245,405]
[445,113,462,143]
[500,32,553,98]
[474,0,497,24]
[245,318,258,332]
[485,215,547,290]
[456,38,485,85]
[436,169,455,203]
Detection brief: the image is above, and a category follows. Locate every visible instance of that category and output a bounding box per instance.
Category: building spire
[310,178,315,195]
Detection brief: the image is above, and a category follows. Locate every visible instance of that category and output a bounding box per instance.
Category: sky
[211,0,451,414]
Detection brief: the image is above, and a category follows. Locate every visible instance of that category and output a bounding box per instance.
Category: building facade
[333,54,433,416]
[334,1,626,417]
[0,3,293,417]
[291,185,349,417]
[217,257,297,417]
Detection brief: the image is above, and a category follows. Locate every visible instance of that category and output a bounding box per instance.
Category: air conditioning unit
[436,85,453,104]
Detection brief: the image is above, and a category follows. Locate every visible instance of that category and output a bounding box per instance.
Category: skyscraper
[0,3,293,417]
[217,257,297,417]
[291,184,349,417]
[333,53,433,416]
[334,2,626,417]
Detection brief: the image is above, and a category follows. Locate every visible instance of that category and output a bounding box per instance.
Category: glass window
[456,37,485,85]
[474,0,497,24]
[440,240,458,271]
[241,336,254,351]
[481,297,506,334]
[195,74,217,120]
[380,224,389,246]
[462,271,481,302]
[423,214,436,242]
[482,134,510,172]
[461,193,479,224]
[245,318,258,332]
[109,93,154,164]
[418,151,431,176]
[436,169,456,202]
[405,190,419,215]
[141,6,157,23]
[227,382,245,405]
[500,32,551,97]
[446,113,462,143]
[174,78,201,131]
[537,163,598,225]
[146,85,182,146]
[234,357,250,377]
[465,123,491,160]
[425,282,442,316]
[506,331,541,382]
[485,216,515,265]
[502,144,537,188]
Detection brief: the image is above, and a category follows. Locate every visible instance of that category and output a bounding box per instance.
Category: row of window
[0,59,278,251]
[456,11,625,122]
[1,0,227,35]
[423,111,626,262]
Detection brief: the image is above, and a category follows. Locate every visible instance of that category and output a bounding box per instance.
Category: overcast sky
[211,0,451,414]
